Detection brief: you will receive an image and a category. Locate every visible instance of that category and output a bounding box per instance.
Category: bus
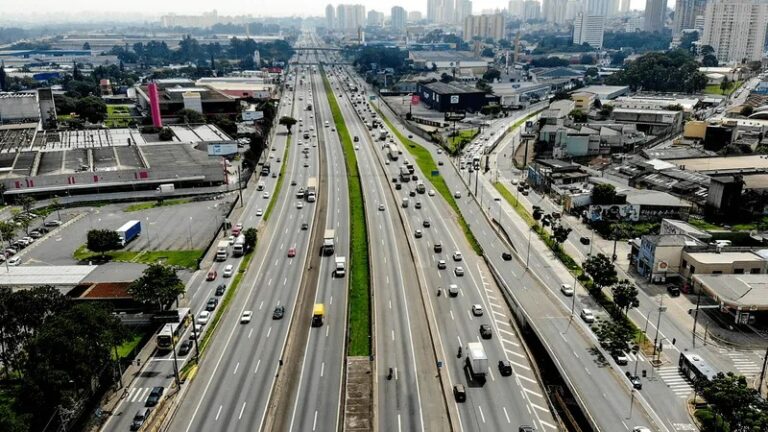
[679,351,718,384]
[156,308,191,351]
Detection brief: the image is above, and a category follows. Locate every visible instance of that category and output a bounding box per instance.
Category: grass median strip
[264,135,291,221]
[322,70,371,357]
[375,106,483,255]
[73,246,202,269]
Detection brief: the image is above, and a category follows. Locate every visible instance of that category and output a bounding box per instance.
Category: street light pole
[146,217,151,249]
[652,295,666,357]
[526,227,533,269]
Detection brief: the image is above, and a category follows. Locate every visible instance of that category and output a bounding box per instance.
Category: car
[428,189,435,196]
[453,384,466,402]
[502,252,512,261]
[178,340,193,356]
[288,247,297,257]
[667,285,681,297]
[240,310,253,324]
[206,298,218,311]
[353,135,359,142]
[301,222,309,230]
[580,308,595,323]
[453,251,463,261]
[227,235,235,245]
[22,236,33,244]
[215,284,226,296]
[480,324,493,339]
[44,219,62,227]
[304,162,310,167]
[626,371,642,389]
[454,266,465,276]
[414,229,423,238]
[256,209,264,217]
[223,265,234,278]
[206,270,217,281]
[518,426,535,432]
[580,236,591,245]
[409,190,416,197]
[297,201,304,209]
[235,223,243,231]
[632,427,652,432]
[197,311,211,325]
[263,191,270,199]
[437,149,442,154]
[408,134,413,139]
[36,226,50,234]
[7,256,21,266]
[468,304,484,318]
[612,351,629,365]
[291,180,297,186]
[498,360,512,376]
[145,386,164,407]
[378,203,385,211]
[131,408,151,431]
[386,160,391,165]
[355,145,359,150]
[560,284,575,296]
[437,259,447,270]
[273,305,285,320]
[423,220,431,228]
[433,242,443,253]
[438,160,444,166]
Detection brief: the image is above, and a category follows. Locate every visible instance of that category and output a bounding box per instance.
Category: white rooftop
[0,265,98,286]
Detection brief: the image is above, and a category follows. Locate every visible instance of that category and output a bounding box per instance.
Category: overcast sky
[7,0,650,20]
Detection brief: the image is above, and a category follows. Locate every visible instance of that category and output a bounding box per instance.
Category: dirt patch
[344,357,373,431]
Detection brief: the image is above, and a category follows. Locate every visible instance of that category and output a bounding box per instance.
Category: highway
[326,64,449,431]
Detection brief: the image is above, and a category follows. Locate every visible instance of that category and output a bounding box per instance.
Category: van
[401,197,409,208]
[453,384,466,402]
[312,303,325,327]
[257,181,266,191]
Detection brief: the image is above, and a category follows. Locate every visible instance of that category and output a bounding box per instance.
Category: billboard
[587,204,640,222]
[208,142,239,156]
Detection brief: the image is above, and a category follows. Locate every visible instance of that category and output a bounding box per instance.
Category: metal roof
[0,265,98,287]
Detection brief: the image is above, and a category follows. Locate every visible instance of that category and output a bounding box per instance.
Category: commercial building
[611,108,684,134]
[681,250,768,279]
[578,85,630,101]
[673,0,707,36]
[660,218,713,240]
[691,274,768,323]
[409,51,491,73]
[644,0,667,32]
[491,82,551,108]
[636,234,705,283]
[390,6,407,30]
[527,159,591,191]
[136,81,239,118]
[611,95,700,113]
[573,14,606,48]
[523,0,542,20]
[702,0,768,63]
[417,81,495,112]
[572,92,597,111]
[463,13,506,42]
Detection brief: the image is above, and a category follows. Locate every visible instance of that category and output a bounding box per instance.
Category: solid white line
[238,402,246,419]
[215,405,222,421]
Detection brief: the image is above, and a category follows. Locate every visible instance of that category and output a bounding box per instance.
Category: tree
[701,372,768,431]
[606,50,708,92]
[569,109,587,123]
[82,42,91,50]
[481,47,495,58]
[594,319,634,353]
[128,264,185,311]
[611,51,627,66]
[0,221,15,245]
[580,54,595,65]
[279,116,297,134]
[244,228,257,251]
[18,195,35,215]
[440,72,454,83]
[75,95,107,123]
[482,68,501,82]
[158,127,174,141]
[86,229,121,257]
[476,79,492,92]
[747,60,762,72]
[0,62,6,92]
[701,54,718,67]
[700,45,715,56]
[177,108,206,124]
[584,253,618,288]
[611,279,639,314]
[591,183,618,204]
[599,104,614,119]
[740,105,754,116]
[720,77,732,94]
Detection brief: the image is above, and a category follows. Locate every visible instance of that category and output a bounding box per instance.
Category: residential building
[408,11,423,21]
[509,0,526,18]
[673,0,706,36]
[368,10,385,27]
[566,0,584,20]
[336,4,366,31]
[428,0,455,23]
[586,0,617,16]
[527,159,591,191]
[455,0,474,24]
[620,0,631,12]
[463,13,506,42]
[390,6,407,30]
[325,4,336,29]
[573,13,606,48]
[523,0,542,20]
[701,0,768,63]
[644,0,667,32]
[543,0,568,23]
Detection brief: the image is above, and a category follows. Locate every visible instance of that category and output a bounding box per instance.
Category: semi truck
[215,240,230,261]
[156,183,175,193]
[116,220,141,247]
[386,143,400,161]
[322,229,335,255]
[466,342,488,383]
[334,256,346,277]
[232,235,246,257]
[306,177,317,202]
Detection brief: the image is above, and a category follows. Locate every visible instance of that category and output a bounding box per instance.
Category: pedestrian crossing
[723,350,762,377]
[657,366,694,399]
[124,386,152,404]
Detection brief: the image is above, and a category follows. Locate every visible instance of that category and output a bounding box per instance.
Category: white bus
[156,308,191,351]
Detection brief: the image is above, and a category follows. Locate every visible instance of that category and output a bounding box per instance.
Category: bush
[158,127,174,141]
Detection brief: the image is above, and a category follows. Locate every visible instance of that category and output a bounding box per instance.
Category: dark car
[273,305,285,320]
[479,324,493,339]
[395,183,402,190]
[580,237,591,245]
[453,384,466,402]
[130,408,150,431]
[667,285,681,297]
[145,386,164,407]
[178,340,193,356]
[215,284,226,296]
[502,252,512,261]
[409,190,416,197]
[519,426,535,432]
[434,242,443,253]
[625,371,642,389]
[206,298,218,311]
[498,360,512,376]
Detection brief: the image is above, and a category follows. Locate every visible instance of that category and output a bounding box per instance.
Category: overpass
[292,47,343,51]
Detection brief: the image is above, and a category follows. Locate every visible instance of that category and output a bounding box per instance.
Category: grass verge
[493,181,536,227]
[73,246,202,269]
[323,70,371,357]
[113,329,145,360]
[375,106,483,255]
[124,198,193,212]
[704,81,742,96]
[447,128,478,152]
[264,135,291,221]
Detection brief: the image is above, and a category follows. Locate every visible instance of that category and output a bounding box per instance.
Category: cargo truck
[334,256,346,277]
[116,220,141,247]
[215,240,230,261]
[322,229,335,255]
[386,143,400,161]
[312,304,325,327]
[306,177,317,202]
[399,166,411,182]
[465,342,488,383]
[156,183,175,193]
[232,235,246,257]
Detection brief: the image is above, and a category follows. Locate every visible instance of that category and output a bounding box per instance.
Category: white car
[560,284,574,296]
[256,209,264,217]
[263,191,270,199]
[7,256,21,266]
[240,311,253,324]
[297,201,304,209]
[580,308,596,323]
[223,265,234,278]
[471,304,483,316]
[454,266,465,276]
[197,311,211,325]
[453,251,463,261]
[428,189,436,196]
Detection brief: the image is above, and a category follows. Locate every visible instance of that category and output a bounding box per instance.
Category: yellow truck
[312,304,325,327]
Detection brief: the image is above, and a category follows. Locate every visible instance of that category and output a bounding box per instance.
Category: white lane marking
[254,359,261,374]
[238,402,247,419]
[233,362,239,375]
[215,405,223,420]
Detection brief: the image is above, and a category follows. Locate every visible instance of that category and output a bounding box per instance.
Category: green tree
[747,60,762,72]
[86,229,121,257]
[599,104,614,118]
[594,319,634,353]
[741,105,754,116]
[584,253,618,288]
[719,77,731,94]
[279,116,297,134]
[75,95,107,123]
[82,42,91,50]
[580,54,595,65]
[611,279,640,314]
[569,109,587,122]
[0,220,15,245]
[158,127,174,141]
[606,50,708,92]
[177,108,206,124]
[481,47,495,58]
[700,372,768,431]
[440,72,454,83]
[591,183,618,204]
[482,68,501,82]
[700,45,715,56]
[244,227,257,251]
[701,54,718,67]
[0,62,6,92]
[128,264,185,311]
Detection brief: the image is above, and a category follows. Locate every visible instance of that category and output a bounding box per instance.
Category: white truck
[232,234,246,257]
[466,342,488,383]
[306,177,317,202]
[157,183,175,193]
[322,229,335,255]
[215,240,230,261]
[334,256,346,277]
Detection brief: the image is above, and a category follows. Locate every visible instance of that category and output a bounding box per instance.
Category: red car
[287,247,296,258]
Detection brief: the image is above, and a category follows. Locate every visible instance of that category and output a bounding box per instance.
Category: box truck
[116,220,141,247]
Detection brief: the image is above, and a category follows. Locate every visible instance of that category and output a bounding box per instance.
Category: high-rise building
[566,0,583,20]
[326,4,336,29]
[620,0,631,12]
[508,0,525,18]
[672,0,706,36]
[428,0,455,23]
[585,0,618,16]
[409,11,423,21]
[367,10,384,26]
[336,4,366,31]
[463,13,506,41]
[543,0,568,23]
[455,0,473,24]
[644,0,667,32]
[573,13,606,47]
[523,0,542,20]
[391,6,407,30]
[702,0,768,62]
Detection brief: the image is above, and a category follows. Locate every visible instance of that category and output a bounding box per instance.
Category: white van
[402,197,409,208]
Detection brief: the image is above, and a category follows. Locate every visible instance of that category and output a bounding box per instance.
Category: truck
[312,304,325,327]
[386,143,400,161]
[465,342,488,383]
[334,256,346,277]
[322,229,335,255]
[261,162,271,176]
[215,240,229,261]
[116,220,141,247]
[232,235,246,257]
[156,183,175,193]
[399,166,411,182]
[306,177,317,203]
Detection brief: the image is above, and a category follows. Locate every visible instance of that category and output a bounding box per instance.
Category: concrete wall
[0,94,39,122]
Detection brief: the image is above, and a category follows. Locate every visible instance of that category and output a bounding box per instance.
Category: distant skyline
[4,0,652,22]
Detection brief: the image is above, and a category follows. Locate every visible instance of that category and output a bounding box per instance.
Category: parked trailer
[116,220,141,247]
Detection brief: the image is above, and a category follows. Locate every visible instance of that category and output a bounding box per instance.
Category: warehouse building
[417,81,497,113]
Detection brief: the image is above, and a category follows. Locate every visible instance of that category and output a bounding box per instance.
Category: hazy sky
[7,0,649,19]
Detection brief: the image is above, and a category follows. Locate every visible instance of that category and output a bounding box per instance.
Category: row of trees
[606,50,708,93]
[696,372,768,431]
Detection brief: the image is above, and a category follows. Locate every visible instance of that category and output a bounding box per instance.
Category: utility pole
[652,295,666,358]
[692,289,702,348]
[238,166,243,207]
[526,227,533,268]
[758,346,768,398]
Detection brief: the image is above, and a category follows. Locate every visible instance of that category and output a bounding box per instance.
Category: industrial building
[136,80,239,119]
[417,81,496,113]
